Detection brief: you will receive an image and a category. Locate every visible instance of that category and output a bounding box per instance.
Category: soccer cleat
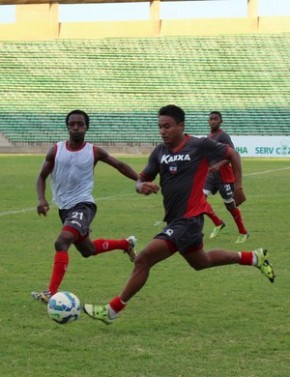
[254,248,275,283]
[209,222,225,239]
[235,233,249,244]
[31,289,51,304]
[83,304,114,325]
[124,235,137,262]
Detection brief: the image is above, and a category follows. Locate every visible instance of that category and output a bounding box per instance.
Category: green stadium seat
[0,34,289,146]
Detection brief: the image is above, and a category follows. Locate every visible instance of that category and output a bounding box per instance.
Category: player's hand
[209,165,220,173]
[209,159,228,173]
[136,181,160,195]
[234,187,246,206]
[37,199,49,216]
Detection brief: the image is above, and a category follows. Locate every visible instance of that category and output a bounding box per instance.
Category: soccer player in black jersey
[84,105,275,324]
[203,111,249,243]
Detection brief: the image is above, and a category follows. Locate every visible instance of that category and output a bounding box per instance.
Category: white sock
[252,252,258,266]
[107,305,118,320]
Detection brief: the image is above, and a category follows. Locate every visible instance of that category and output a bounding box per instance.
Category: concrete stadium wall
[1,17,290,41]
[0,3,290,40]
[2,136,290,158]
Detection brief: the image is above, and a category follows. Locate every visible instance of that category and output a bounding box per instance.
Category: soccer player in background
[32,109,139,303]
[204,111,249,243]
[83,104,275,325]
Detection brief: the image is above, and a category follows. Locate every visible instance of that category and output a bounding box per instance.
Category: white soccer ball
[47,291,81,324]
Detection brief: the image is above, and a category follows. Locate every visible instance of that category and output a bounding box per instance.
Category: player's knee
[74,244,95,258]
[134,251,152,270]
[225,200,235,210]
[193,263,207,271]
[187,254,211,271]
[79,250,92,258]
[55,235,73,251]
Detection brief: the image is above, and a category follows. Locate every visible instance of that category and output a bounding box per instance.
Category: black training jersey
[209,128,234,148]
[141,135,229,223]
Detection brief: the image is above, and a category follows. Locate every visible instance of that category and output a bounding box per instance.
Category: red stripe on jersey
[53,143,58,157]
[93,145,97,164]
[220,145,235,182]
[140,172,153,181]
[184,158,212,217]
[219,164,235,183]
[52,143,58,166]
[224,144,231,158]
[209,129,224,139]
[170,134,191,154]
[65,140,87,152]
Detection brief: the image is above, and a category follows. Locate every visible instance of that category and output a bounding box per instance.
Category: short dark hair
[209,111,222,120]
[158,104,185,124]
[66,110,90,129]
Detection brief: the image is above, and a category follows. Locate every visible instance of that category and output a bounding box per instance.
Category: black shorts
[154,215,204,255]
[204,174,235,203]
[59,202,97,237]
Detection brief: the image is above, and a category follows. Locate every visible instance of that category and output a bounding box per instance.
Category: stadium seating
[0,34,289,145]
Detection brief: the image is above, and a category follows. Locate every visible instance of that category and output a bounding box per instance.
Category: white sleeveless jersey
[50,141,95,209]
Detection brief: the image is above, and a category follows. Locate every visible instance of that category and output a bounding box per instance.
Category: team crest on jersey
[160,153,191,164]
[169,163,177,174]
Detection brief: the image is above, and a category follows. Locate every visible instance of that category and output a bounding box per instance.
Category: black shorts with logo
[154,215,204,255]
[204,174,235,203]
[59,202,97,237]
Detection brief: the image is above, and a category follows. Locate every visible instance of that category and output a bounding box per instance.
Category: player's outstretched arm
[36,145,55,216]
[209,159,229,173]
[96,147,139,181]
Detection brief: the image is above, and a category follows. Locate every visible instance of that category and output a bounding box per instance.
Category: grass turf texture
[0,155,290,377]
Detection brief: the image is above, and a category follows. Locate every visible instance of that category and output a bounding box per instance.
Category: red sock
[109,296,126,313]
[230,207,247,234]
[92,239,128,255]
[239,251,253,265]
[207,207,223,226]
[48,251,69,295]
[207,203,223,226]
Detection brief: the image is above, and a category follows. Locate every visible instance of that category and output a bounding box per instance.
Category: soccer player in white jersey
[83,105,275,325]
[32,110,140,303]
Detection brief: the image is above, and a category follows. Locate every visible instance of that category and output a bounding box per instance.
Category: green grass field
[1,155,290,377]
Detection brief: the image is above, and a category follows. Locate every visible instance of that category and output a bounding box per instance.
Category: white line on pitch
[245,166,290,176]
[1,166,289,217]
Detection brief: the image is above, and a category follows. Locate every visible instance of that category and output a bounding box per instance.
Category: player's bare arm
[95,147,139,181]
[209,159,229,173]
[36,145,55,216]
